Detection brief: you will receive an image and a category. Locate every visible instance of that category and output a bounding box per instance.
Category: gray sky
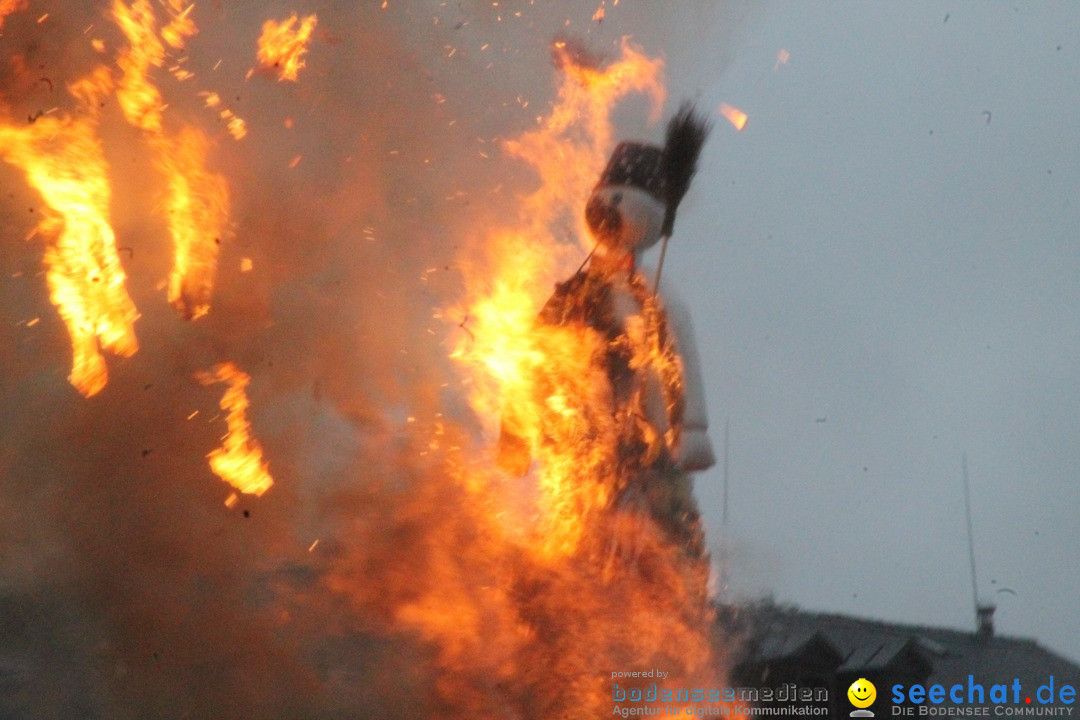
[657,2,1080,662]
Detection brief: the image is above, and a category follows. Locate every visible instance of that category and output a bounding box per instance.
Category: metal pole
[962,453,980,624]
[722,420,730,526]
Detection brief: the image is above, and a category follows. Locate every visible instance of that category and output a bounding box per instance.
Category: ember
[718,102,748,131]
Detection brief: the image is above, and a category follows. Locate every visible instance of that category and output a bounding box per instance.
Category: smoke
[0,1,755,717]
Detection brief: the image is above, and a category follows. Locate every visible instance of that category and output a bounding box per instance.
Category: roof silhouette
[720,602,1080,701]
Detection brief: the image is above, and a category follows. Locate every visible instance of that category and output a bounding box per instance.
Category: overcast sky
[652,2,1080,661]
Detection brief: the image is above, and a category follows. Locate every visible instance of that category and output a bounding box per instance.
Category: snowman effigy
[498,103,716,564]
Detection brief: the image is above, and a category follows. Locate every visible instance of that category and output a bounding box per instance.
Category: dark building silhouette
[718,602,1080,717]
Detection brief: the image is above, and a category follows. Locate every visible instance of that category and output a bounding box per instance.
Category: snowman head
[585,141,666,260]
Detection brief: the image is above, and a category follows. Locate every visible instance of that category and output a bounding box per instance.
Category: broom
[653,102,712,293]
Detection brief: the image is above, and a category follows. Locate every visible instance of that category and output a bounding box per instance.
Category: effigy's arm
[659,287,716,472]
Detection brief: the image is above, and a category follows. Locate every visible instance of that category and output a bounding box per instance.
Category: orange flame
[454,38,665,558]
[198,362,274,500]
[256,13,318,82]
[112,0,167,133]
[156,127,230,319]
[507,38,665,244]
[161,0,196,51]
[112,0,230,319]
[718,102,748,131]
[0,68,139,396]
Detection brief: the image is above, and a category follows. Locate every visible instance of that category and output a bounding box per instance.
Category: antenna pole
[715,419,731,601]
[722,419,730,526]
[962,453,980,623]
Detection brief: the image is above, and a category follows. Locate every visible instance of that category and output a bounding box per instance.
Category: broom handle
[652,233,671,294]
[574,241,599,276]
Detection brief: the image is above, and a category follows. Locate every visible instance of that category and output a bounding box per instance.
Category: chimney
[976,603,996,640]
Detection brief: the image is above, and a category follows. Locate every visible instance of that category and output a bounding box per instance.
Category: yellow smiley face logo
[848,678,876,708]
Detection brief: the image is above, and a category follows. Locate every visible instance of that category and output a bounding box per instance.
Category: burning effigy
[497,103,715,565]
[435,44,733,717]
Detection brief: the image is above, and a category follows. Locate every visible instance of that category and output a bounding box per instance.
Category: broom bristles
[660,101,712,238]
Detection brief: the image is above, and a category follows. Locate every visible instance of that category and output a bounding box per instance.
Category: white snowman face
[585,185,666,255]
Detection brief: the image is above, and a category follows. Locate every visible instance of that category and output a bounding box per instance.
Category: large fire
[0,67,139,397]
[112,0,229,320]
[0,3,732,717]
